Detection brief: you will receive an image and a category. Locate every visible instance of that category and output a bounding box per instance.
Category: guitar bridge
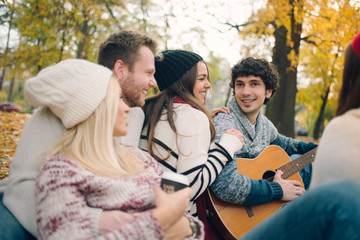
[244,204,254,217]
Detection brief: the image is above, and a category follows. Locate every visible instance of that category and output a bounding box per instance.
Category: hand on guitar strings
[273,170,306,201]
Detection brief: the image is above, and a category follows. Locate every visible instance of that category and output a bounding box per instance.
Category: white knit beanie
[25,59,113,129]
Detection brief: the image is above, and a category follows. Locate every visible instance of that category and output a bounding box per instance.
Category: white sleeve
[175,107,242,201]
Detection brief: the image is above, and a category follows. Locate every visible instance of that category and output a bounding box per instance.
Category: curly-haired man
[210,57,317,208]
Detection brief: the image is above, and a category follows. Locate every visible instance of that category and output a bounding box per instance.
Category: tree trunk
[313,87,330,139]
[225,86,232,107]
[0,69,6,91]
[58,30,66,62]
[7,76,15,102]
[265,25,297,137]
[76,17,89,59]
[265,0,303,138]
[0,5,14,90]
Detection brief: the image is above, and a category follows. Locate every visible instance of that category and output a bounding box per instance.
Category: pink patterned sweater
[36,146,202,239]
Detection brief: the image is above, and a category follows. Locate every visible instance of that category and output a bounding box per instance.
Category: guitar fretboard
[278,148,317,179]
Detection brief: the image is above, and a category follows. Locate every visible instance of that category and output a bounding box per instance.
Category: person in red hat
[310,31,360,188]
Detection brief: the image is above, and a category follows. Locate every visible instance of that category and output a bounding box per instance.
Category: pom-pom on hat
[25,59,113,129]
[154,50,203,91]
[352,31,360,59]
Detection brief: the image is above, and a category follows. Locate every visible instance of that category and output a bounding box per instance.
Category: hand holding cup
[160,172,189,193]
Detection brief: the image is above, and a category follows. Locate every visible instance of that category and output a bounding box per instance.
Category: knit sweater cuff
[270,182,283,201]
[218,133,243,157]
[88,207,103,237]
[244,179,283,205]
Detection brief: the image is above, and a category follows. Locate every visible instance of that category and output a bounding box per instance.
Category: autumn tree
[0,0,161,110]
[298,0,360,139]
[236,0,306,137]
[223,0,359,137]
[219,0,307,137]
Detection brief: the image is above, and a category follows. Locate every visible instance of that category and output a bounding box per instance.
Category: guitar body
[206,145,305,240]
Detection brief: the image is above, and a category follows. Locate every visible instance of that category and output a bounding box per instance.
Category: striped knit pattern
[139,103,243,217]
[36,145,166,239]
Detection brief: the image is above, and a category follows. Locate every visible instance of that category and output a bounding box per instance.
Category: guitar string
[275,150,316,180]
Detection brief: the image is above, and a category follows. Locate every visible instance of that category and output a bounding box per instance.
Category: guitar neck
[278,148,317,179]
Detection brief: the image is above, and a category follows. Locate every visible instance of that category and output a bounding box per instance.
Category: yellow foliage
[0,112,31,180]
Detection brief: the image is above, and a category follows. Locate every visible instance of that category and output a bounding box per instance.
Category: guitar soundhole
[263,170,276,182]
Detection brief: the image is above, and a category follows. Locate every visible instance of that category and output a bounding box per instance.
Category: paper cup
[160,172,189,193]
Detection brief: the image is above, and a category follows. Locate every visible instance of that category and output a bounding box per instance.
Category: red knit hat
[352,31,360,59]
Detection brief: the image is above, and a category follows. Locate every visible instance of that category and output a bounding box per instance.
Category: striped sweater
[36,145,204,240]
[139,103,243,217]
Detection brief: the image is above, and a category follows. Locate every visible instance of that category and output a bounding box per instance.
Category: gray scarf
[226,96,278,158]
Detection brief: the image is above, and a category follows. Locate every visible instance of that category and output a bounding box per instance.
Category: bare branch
[223,21,256,32]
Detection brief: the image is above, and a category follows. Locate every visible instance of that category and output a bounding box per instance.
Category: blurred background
[1,0,359,141]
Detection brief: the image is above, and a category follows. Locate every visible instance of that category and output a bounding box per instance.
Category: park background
[0,0,359,178]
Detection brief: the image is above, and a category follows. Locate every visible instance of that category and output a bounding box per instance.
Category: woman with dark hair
[336,33,360,116]
[310,31,360,188]
[140,50,244,219]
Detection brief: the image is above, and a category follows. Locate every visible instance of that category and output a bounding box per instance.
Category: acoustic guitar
[205,145,317,240]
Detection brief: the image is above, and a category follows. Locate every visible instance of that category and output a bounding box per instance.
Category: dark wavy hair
[230,57,279,104]
[143,61,215,161]
[336,42,360,116]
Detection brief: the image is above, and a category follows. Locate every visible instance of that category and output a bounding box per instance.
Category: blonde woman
[26,59,203,239]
